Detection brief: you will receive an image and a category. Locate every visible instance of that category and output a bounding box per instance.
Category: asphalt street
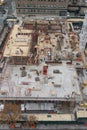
[0,128,87,130]
[0,124,87,130]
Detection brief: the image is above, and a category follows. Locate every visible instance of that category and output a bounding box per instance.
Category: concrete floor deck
[0,61,82,101]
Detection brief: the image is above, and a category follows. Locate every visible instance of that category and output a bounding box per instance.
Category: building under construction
[0,17,87,128]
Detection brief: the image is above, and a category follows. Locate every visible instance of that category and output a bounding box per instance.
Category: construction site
[0,15,87,128]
